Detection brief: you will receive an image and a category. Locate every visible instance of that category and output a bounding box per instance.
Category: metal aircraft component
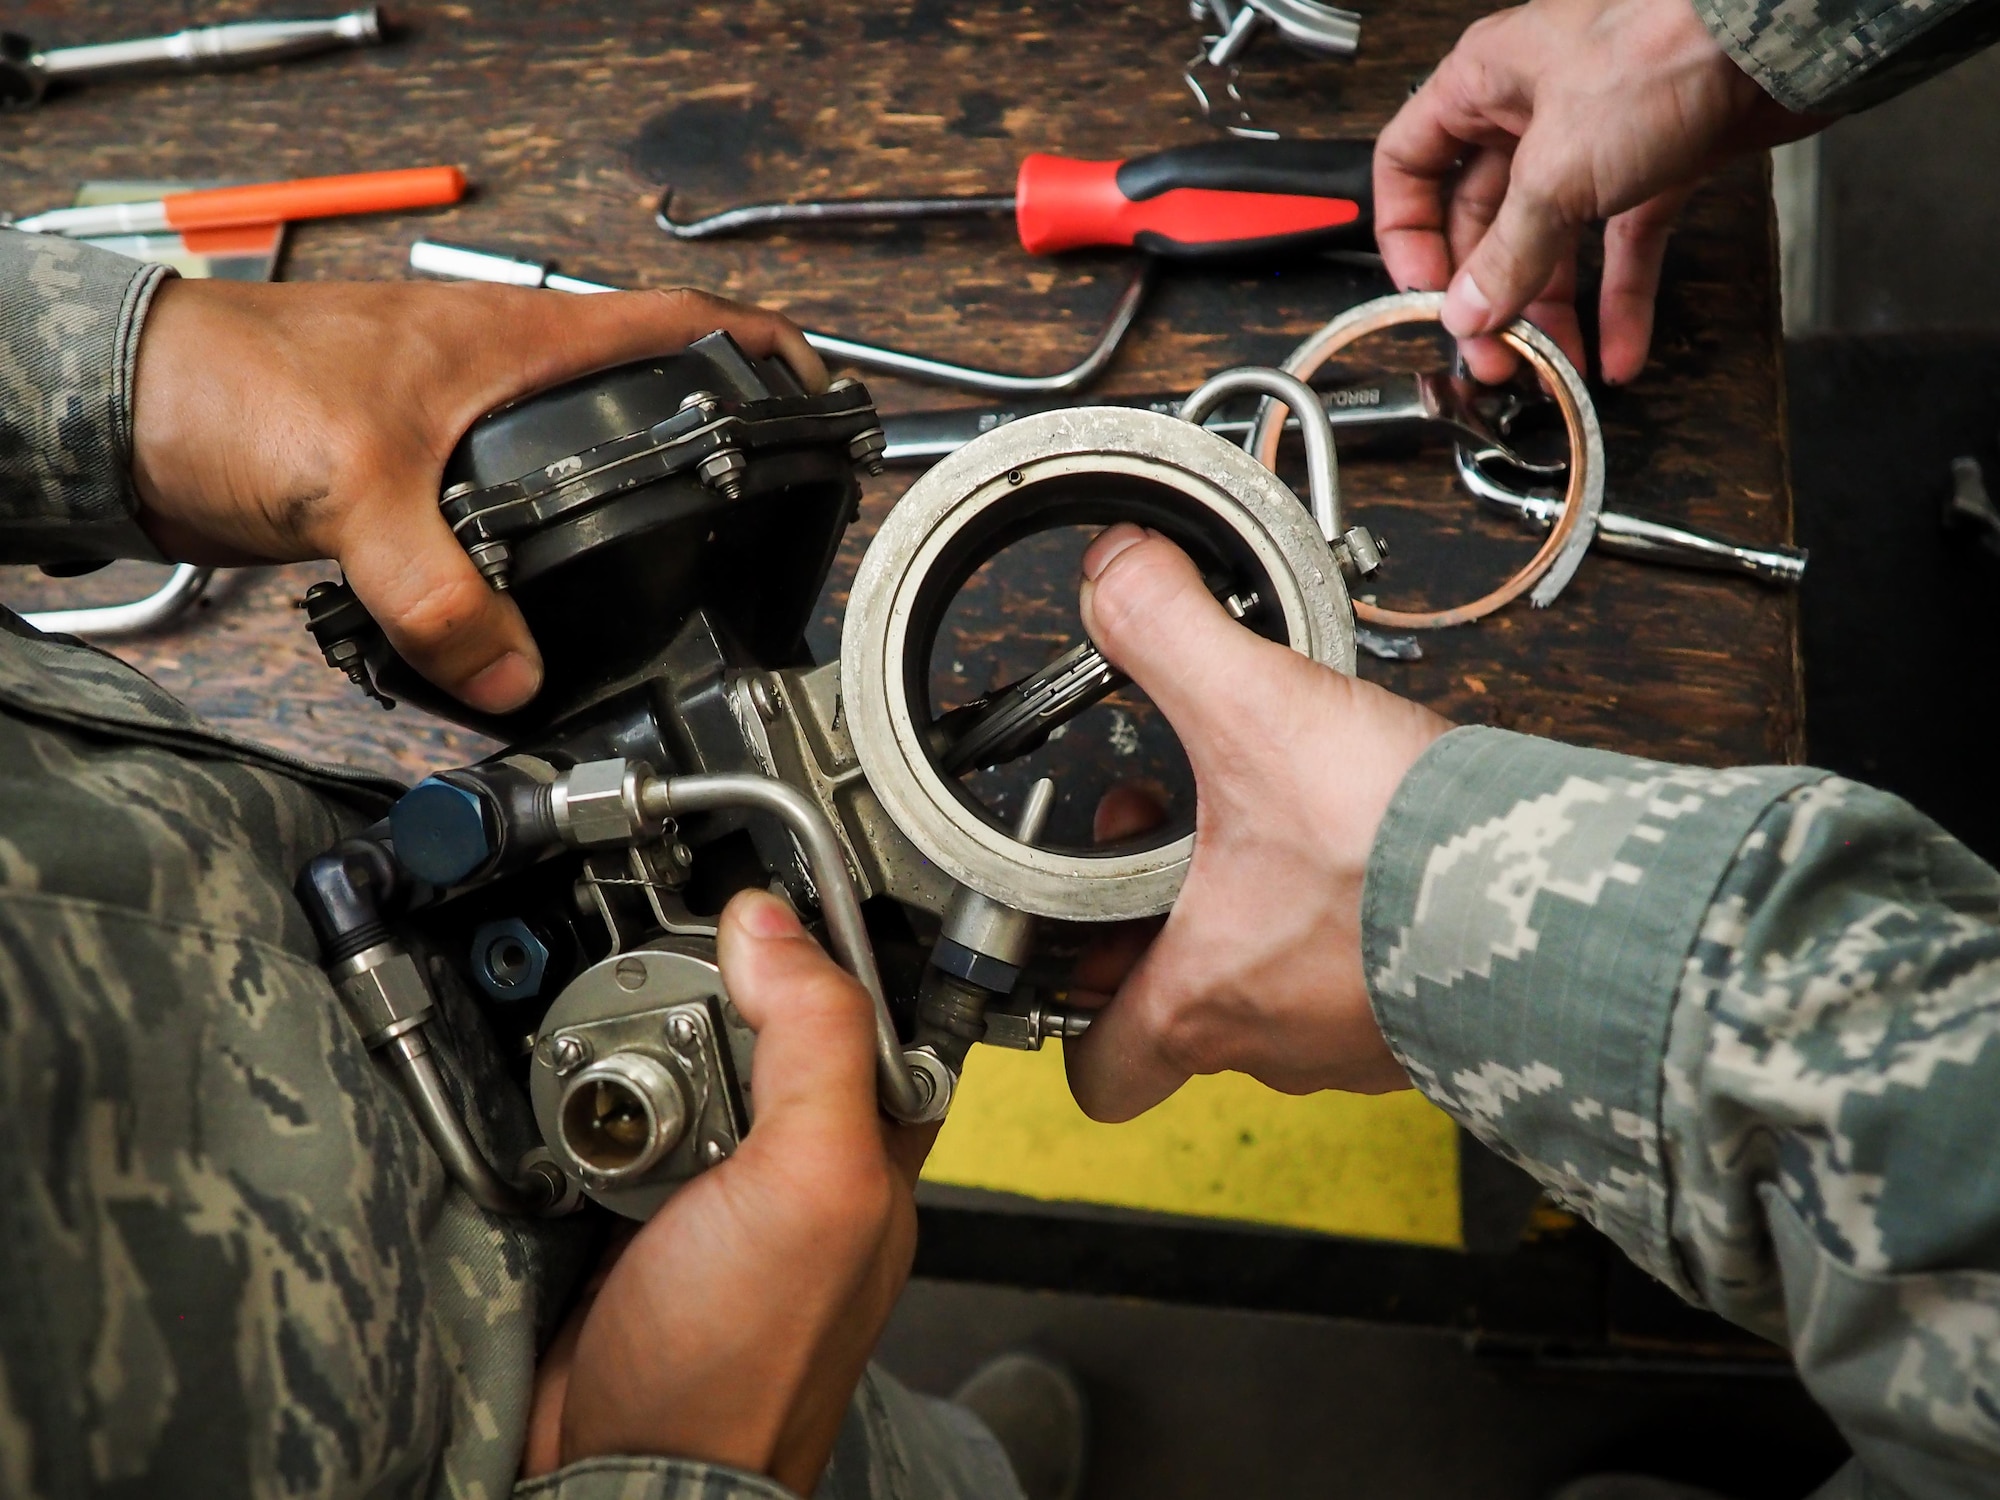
[530,945,749,1219]
[21,563,213,638]
[843,402,1355,922]
[297,339,1380,1218]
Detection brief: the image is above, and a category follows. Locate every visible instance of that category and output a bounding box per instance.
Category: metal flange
[842,405,1355,921]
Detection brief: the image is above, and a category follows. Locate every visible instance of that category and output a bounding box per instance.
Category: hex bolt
[848,425,888,476]
[698,447,748,501]
[551,1034,590,1076]
[466,539,512,592]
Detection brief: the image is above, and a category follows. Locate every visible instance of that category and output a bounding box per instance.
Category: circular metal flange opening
[843,406,1355,922]
[557,1055,688,1182]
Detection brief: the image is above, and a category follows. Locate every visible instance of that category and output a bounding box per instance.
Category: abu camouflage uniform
[1368,736,2000,1498]
[0,232,1020,1500]
[1688,0,2000,111]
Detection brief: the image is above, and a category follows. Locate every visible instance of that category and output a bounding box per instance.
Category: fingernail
[735,888,803,940]
[461,651,542,713]
[1082,524,1148,581]
[1441,271,1492,338]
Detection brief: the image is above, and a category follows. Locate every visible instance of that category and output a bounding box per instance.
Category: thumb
[714,890,881,1145]
[1078,525,1296,764]
[338,489,543,714]
[1440,133,1580,343]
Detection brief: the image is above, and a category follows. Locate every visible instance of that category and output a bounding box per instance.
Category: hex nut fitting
[552,758,653,847]
[389,777,494,887]
[470,918,552,1001]
[698,447,748,500]
[330,943,436,1048]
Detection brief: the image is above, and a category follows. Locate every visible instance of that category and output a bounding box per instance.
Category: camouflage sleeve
[1689,0,2000,113]
[0,229,171,565]
[1364,726,2000,1497]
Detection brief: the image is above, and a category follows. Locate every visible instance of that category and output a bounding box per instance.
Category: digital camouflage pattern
[1367,728,2000,1499]
[1691,0,2000,113]
[0,232,166,567]
[0,229,1020,1499]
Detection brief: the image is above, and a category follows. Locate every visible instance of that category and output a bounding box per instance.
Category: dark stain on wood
[2,0,1801,811]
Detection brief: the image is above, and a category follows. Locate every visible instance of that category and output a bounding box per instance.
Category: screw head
[615,955,648,992]
[551,1034,590,1076]
[667,1012,699,1048]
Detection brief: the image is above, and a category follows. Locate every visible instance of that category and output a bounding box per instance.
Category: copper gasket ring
[1249,291,1604,630]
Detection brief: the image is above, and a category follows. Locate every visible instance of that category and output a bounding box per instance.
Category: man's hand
[1374,0,1822,384]
[523,890,933,1492]
[131,280,823,713]
[1062,526,1450,1122]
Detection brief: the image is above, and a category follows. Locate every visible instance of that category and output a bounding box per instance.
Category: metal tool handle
[1454,449,1806,585]
[22,563,213,637]
[1181,366,1341,539]
[39,9,382,80]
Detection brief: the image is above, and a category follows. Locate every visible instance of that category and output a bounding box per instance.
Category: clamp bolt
[466,539,512,592]
[848,425,888,476]
[698,447,748,501]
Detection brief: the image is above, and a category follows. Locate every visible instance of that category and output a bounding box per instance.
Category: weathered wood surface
[2,1,1799,830]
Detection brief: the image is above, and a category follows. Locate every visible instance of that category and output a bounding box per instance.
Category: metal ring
[843,405,1354,921]
[1249,291,1603,629]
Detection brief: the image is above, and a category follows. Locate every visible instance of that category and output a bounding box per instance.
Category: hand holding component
[1456,448,1807,584]
[0,8,381,110]
[659,138,1374,261]
[1373,0,1825,384]
[1062,526,1447,1120]
[524,889,934,1490]
[128,276,822,714]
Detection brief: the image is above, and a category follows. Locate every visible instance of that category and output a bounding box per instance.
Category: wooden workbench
[2,1,1799,1350]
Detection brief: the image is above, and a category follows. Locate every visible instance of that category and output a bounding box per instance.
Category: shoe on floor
[950,1351,1088,1500]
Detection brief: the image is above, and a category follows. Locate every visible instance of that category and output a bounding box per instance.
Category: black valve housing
[303,331,883,737]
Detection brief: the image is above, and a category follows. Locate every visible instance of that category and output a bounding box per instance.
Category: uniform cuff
[0,231,172,563]
[514,1454,795,1499]
[1361,725,1820,1287]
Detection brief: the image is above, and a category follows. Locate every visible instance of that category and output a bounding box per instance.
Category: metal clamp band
[1249,291,1604,629]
